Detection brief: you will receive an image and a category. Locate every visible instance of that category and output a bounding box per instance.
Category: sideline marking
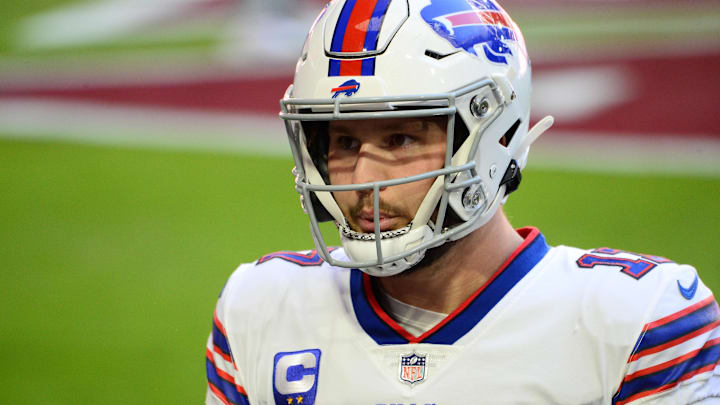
[0,98,287,156]
[17,0,219,49]
[0,98,718,177]
[531,130,720,178]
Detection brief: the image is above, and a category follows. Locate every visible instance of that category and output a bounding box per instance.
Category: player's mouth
[355,210,399,233]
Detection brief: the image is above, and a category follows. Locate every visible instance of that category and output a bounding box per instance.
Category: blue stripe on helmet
[330,0,358,52]
[329,59,341,76]
[361,58,376,76]
[363,0,391,51]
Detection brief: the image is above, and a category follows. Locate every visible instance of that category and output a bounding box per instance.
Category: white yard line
[0,53,293,90]
[524,13,720,37]
[530,130,720,178]
[16,0,213,49]
[0,98,718,177]
[0,98,287,155]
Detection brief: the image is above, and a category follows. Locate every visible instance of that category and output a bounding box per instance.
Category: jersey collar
[350,227,550,345]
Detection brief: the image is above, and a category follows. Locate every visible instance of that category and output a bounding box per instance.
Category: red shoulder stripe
[624,337,720,381]
[645,296,716,330]
[616,361,718,405]
[206,348,248,396]
[630,320,720,361]
[208,382,231,405]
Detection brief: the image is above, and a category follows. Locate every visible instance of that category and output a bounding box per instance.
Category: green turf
[0,138,311,403]
[0,0,84,53]
[0,0,225,57]
[1,138,719,403]
[1,20,225,58]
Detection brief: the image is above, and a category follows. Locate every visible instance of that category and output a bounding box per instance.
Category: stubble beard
[340,192,461,276]
[344,193,413,233]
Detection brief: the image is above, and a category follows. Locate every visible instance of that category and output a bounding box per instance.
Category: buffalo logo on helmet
[421,0,518,64]
[331,79,361,98]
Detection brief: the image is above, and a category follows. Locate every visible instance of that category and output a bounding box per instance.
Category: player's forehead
[328,116,447,136]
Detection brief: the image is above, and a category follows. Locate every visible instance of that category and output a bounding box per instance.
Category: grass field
[1,137,719,403]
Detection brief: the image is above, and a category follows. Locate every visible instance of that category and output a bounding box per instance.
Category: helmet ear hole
[302,121,331,184]
[308,193,335,223]
[453,116,470,154]
[499,119,521,148]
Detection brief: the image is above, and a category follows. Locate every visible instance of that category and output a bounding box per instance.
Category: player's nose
[351,142,390,191]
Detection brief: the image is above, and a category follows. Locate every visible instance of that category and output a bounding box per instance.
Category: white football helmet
[280,0,553,276]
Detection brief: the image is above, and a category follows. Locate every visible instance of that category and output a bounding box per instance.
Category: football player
[206,0,720,403]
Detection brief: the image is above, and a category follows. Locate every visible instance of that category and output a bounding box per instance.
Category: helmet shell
[281,0,548,275]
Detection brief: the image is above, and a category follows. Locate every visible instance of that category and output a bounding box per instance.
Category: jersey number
[576,248,672,280]
[258,249,335,267]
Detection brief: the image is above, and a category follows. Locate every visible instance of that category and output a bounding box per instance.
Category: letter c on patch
[273,348,321,404]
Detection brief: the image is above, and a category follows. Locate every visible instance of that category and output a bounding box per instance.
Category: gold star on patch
[286,398,293,405]
[296,396,304,404]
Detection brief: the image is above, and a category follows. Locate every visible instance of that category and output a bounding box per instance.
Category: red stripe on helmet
[339,60,363,76]
[341,0,380,52]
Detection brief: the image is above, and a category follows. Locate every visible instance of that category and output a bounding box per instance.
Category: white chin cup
[342,225,435,277]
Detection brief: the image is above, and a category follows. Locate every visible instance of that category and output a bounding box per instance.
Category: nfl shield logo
[399,353,427,385]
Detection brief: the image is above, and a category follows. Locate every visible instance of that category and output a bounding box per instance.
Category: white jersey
[206,228,720,405]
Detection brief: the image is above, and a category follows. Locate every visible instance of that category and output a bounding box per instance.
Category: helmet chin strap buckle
[500,159,522,196]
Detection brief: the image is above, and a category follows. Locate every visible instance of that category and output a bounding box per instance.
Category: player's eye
[335,135,360,151]
[387,133,415,148]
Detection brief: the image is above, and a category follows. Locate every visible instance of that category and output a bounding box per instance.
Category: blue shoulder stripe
[212,320,232,358]
[614,341,720,404]
[206,358,250,405]
[257,249,335,267]
[634,300,720,355]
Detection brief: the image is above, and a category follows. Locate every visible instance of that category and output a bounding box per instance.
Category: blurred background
[1,0,718,402]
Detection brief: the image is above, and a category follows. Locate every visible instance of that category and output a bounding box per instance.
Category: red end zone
[0,51,718,139]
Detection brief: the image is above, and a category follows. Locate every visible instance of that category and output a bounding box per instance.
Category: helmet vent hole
[424,49,460,60]
[499,119,521,148]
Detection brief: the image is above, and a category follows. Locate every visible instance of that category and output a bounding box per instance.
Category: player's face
[328,116,447,233]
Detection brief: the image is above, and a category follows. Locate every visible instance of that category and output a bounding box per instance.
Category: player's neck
[374,210,523,314]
